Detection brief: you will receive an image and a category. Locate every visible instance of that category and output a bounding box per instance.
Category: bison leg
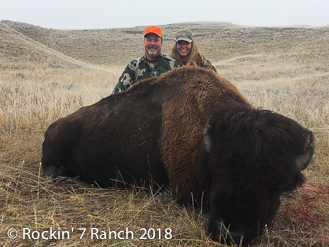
[41,117,83,178]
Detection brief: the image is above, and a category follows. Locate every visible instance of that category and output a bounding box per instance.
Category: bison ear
[295,131,315,172]
[203,116,212,153]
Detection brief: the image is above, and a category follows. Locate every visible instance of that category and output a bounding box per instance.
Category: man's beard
[147,46,158,56]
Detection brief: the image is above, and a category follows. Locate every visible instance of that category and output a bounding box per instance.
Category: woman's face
[176,41,192,57]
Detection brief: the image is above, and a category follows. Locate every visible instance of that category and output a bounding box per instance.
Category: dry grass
[1,63,328,247]
[0,162,217,247]
[0,21,329,246]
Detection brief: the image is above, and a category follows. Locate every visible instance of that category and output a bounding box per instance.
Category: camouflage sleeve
[112,62,136,94]
[171,59,181,69]
[204,59,217,73]
[164,55,180,69]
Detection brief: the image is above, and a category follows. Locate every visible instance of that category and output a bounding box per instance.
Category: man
[112,26,180,93]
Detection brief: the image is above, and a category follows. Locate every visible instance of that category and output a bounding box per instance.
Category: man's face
[144,34,162,61]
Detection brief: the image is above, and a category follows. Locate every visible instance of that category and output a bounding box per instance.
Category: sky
[1,0,329,30]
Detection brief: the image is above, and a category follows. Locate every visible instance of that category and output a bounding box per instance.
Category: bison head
[203,105,314,245]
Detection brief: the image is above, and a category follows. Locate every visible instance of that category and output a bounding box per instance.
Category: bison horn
[295,131,315,172]
[203,116,212,153]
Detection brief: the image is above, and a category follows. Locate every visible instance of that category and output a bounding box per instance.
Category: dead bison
[42,66,314,245]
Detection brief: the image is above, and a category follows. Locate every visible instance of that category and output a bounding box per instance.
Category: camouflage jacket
[112,54,180,93]
[197,58,217,72]
[180,54,217,72]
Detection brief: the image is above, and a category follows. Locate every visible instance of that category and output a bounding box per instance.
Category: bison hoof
[41,165,64,178]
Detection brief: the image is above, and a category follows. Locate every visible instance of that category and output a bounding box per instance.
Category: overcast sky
[1,0,328,29]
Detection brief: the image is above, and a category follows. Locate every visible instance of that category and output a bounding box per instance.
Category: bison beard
[42,66,314,246]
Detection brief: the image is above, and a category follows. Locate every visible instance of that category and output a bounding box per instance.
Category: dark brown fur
[42,66,313,245]
[204,105,312,244]
[42,66,250,189]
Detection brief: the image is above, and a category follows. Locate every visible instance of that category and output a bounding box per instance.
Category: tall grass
[0,64,328,246]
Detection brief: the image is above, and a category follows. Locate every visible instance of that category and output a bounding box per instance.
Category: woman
[170,30,217,72]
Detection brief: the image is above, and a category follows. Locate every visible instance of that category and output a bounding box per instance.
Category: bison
[42,66,314,245]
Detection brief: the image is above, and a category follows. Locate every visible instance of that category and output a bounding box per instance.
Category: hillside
[0,21,107,70]
[1,20,329,84]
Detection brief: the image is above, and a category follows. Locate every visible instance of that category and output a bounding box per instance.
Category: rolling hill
[1,20,329,83]
[0,21,106,70]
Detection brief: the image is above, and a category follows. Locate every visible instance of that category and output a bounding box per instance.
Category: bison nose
[229,229,248,246]
[212,220,249,245]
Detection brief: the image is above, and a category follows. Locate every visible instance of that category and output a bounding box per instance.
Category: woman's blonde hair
[170,42,204,66]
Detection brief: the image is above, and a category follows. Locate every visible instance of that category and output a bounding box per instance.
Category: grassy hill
[0,21,86,70]
[1,20,329,86]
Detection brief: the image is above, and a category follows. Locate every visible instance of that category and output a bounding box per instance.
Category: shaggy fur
[204,105,313,244]
[42,66,314,245]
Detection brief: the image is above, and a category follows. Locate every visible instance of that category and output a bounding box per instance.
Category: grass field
[0,21,328,246]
